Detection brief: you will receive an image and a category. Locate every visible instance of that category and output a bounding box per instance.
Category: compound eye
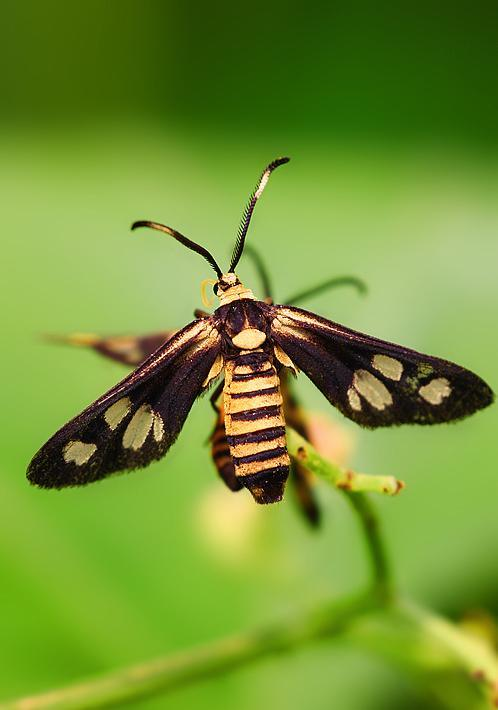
[212,283,219,295]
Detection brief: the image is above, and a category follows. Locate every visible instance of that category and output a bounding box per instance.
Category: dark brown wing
[268,305,493,428]
[47,331,175,367]
[28,318,221,487]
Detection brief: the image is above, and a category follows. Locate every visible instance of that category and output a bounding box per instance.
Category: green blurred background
[1,2,497,707]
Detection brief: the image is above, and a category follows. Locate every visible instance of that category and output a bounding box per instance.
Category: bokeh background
[1,2,497,707]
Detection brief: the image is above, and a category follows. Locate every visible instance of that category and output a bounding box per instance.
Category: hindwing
[48,331,175,367]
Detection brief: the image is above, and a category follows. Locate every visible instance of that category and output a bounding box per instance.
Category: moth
[28,157,494,505]
[50,246,366,524]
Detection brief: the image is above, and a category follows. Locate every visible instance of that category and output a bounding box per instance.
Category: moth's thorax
[218,298,270,353]
[217,273,256,306]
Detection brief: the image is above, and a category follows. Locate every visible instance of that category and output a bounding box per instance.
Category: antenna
[132,221,222,277]
[229,157,289,273]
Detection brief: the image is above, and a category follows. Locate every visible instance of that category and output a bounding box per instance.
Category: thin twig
[7,597,497,710]
[287,428,397,598]
[286,428,404,497]
[4,593,377,710]
[346,493,392,600]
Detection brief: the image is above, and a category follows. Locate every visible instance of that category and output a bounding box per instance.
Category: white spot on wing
[419,377,451,405]
[372,354,403,381]
[104,397,132,430]
[153,413,164,442]
[122,404,154,450]
[63,440,97,465]
[353,370,393,410]
[347,387,362,411]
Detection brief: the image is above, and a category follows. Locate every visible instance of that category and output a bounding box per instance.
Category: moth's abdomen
[224,352,290,504]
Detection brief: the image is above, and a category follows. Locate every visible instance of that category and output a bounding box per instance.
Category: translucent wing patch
[268,305,493,428]
[28,319,221,487]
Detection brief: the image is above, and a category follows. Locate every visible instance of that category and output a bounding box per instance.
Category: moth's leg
[280,371,321,526]
[280,371,308,440]
[284,275,367,306]
[290,461,321,528]
[203,382,226,446]
[210,380,225,413]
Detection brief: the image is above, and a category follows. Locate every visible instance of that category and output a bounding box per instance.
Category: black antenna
[285,276,368,306]
[132,220,222,277]
[229,157,290,273]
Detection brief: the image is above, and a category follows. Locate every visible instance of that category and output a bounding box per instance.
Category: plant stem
[7,431,495,709]
[346,493,391,600]
[287,428,393,599]
[5,593,377,710]
[286,428,404,496]
[8,597,496,710]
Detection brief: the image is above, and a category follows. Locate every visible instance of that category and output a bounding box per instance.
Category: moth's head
[212,272,256,307]
[215,272,240,293]
[131,157,289,302]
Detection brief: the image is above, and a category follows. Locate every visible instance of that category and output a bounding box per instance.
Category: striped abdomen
[223,351,290,504]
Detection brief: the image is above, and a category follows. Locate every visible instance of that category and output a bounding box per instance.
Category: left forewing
[28,318,221,488]
[268,305,493,428]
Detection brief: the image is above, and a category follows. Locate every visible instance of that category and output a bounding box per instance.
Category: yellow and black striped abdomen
[223,351,290,504]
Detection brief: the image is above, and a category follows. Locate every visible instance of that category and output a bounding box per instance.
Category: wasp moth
[28,157,494,504]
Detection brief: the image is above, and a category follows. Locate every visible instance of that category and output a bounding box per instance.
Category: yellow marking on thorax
[217,276,256,307]
[232,328,266,350]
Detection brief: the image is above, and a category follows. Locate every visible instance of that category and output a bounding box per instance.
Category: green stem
[345,599,498,709]
[7,597,496,710]
[4,593,377,710]
[7,431,496,709]
[287,428,393,599]
[286,428,404,497]
[346,493,391,600]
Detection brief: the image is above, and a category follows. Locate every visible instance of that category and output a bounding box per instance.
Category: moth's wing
[28,318,222,488]
[48,331,176,367]
[269,305,493,428]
